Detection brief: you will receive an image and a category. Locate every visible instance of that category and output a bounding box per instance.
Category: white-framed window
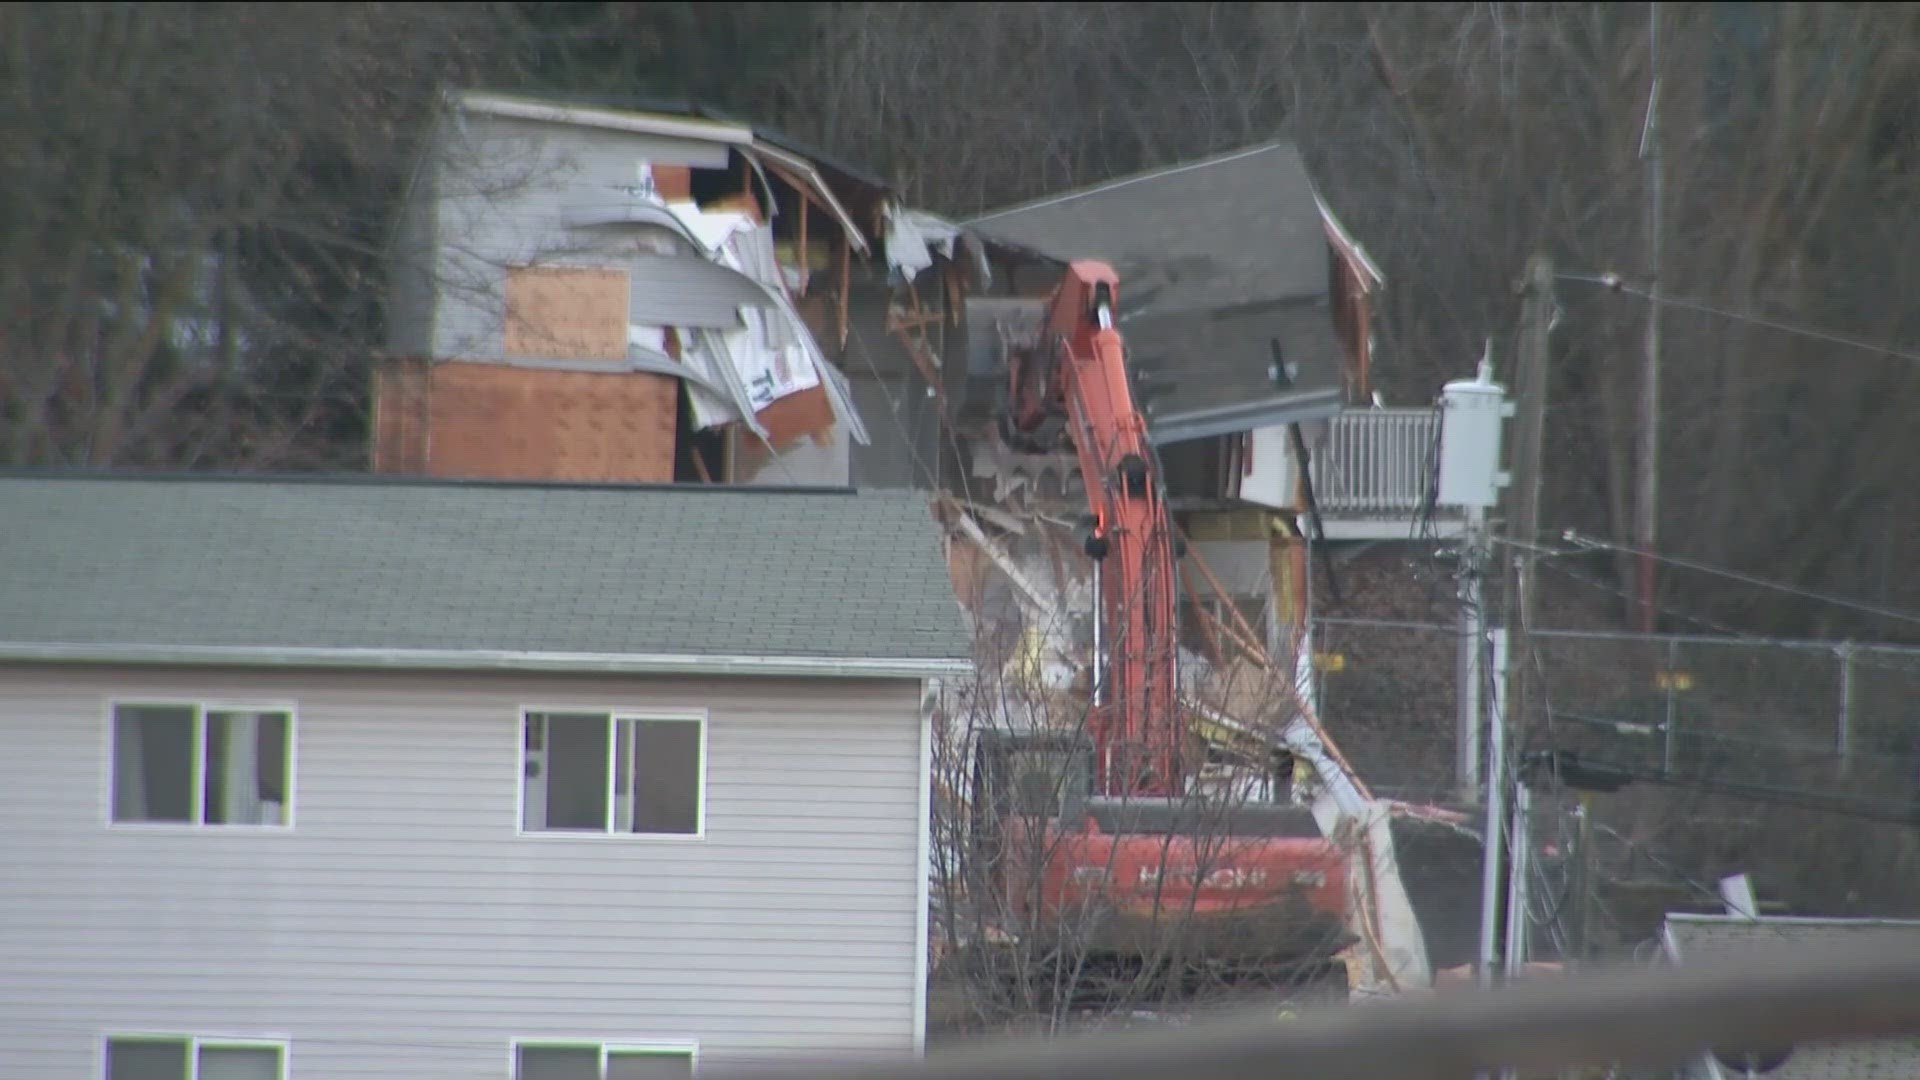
[520,711,704,836]
[514,1041,697,1080]
[110,702,294,827]
[104,1035,287,1080]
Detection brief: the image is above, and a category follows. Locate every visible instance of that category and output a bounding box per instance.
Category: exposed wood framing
[370,356,432,474]
[763,160,830,300]
[1182,530,1373,801]
[1198,603,1268,672]
[797,182,810,294]
[1183,540,1274,667]
[944,262,965,327]
[1178,562,1227,665]
[836,238,852,350]
[887,279,948,409]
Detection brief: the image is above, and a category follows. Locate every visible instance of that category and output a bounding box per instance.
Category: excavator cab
[968,730,1094,881]
[972,731,1093,822]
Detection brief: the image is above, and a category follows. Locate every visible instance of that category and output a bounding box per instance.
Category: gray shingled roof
[0,476,971,676]
[966,143,1348,444]
[1665,914,1920,1079]
[968,143,1332,317]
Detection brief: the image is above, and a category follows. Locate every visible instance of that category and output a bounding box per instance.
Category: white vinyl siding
[425,112,737,363]
[0,665,924,1078]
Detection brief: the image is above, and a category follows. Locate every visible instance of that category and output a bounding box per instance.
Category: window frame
[100,1033,290,1080]
[515,706,708,840]
[103,698,299,831]
[510,1038,700,1080]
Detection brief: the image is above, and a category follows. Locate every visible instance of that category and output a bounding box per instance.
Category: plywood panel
[754,383,837,451]
[653,165,692,202]
[424,362,677,483]
[503,266,630,362]
[371,357,431,474]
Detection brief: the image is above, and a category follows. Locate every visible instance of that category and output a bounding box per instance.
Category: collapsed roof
[967,143,1376,445]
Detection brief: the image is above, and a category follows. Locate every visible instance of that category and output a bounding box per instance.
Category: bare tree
[0,2,508,470]
[791,2,1298,214]
[927,515,1358,1041]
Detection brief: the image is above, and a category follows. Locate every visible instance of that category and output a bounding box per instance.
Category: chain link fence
[1308,617,1460,803]
[1311,618,1920,822]
[1525,629,1920,821]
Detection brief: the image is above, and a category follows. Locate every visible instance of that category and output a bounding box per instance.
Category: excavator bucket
[960,298,1047,385]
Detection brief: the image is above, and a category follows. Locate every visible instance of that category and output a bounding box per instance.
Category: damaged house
[864,143,1489,1017]
[373,92,965,489]
[956,143,1421,668]
[356,90,1487,1007]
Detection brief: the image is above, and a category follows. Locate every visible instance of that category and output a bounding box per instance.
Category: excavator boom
[1006,261,1181,797]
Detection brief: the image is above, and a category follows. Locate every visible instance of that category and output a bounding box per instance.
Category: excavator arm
[978,262,1440,1000]
[1003,261,1182,797]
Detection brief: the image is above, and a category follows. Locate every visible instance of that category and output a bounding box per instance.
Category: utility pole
[1635,1,1664,634]
[1474,631,1507,992]
[1503,775,1532,980]
[1436,350,1512,994]
[1446,340,1506,804]
[1478,627,1512,991]
[1571,793,1596,962]
[1506,256,1555,736]
[1458,500,1488,803]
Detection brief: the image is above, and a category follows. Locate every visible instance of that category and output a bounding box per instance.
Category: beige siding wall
[0,664,925,1078]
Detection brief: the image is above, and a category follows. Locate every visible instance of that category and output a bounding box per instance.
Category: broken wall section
[373,95,893,487]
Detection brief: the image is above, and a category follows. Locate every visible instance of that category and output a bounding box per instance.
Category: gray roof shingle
[1665,915,1920,1079]
[968,143,1332,317]
[967,143,1348,444]
[0,476,971,675]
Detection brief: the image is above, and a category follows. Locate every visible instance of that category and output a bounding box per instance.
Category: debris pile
[927,464,1466,1004]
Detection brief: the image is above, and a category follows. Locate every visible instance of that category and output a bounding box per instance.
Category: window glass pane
[113,705,196,823]
[608,1050,695,1080]
[534,713,611,831]
[204,712,290,825]
[204,714,230,822]
[629,719,701,835]
[257,713,290,804]
[516,1045,601,1080]
[106,1037,189,1080]
[613,718,634,832]
[198,1045,282,1080]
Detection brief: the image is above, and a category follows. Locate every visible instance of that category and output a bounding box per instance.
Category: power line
[1556,531,1920,632]
[1556,270,1920,366]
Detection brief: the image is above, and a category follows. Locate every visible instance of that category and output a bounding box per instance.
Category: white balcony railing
[1305,407,1441,516]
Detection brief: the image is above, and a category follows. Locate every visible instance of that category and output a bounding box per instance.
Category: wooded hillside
[8,4,1919,924]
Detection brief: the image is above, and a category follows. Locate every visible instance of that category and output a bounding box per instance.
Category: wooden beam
[1183,537,1272,667]
[796,180,810,295]
[837,237,852,350]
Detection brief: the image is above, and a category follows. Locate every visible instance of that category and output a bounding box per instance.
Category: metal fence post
[1662,637,1679,775]
[1836,642,1855,777]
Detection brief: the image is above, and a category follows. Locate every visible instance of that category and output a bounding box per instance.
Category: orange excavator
[967,262,1354,987]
